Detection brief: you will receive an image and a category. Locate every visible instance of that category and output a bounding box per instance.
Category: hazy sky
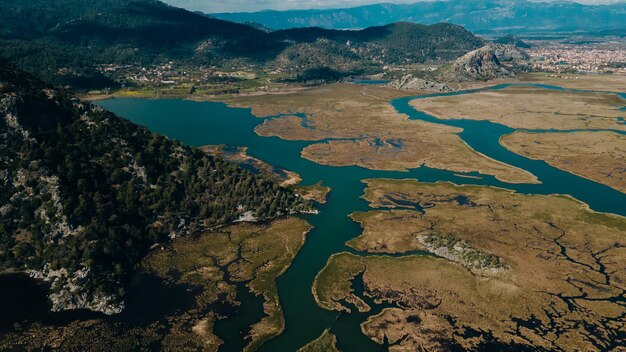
[163,0,625,13]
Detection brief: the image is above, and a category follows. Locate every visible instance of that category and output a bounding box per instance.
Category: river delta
[2,74,625,351]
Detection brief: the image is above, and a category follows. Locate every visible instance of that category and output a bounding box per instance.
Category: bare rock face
[30,266,124,315]
[437,44,529,82]
[387,75,452,92]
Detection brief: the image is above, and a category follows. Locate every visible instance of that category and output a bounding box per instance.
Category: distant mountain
[212,0,626,33]
[0,0,485,88]
[494,34,532,48]
[0,63,311,313]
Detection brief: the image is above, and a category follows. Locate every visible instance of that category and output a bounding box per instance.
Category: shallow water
[5,82,623,351]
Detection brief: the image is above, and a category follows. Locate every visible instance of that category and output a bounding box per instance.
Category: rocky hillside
[0,64,312,314]
[436,44,529,82]
[387,75,452,92]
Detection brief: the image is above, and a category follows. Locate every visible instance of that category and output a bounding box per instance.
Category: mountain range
[0,0,485,88]
[212,0,626,34]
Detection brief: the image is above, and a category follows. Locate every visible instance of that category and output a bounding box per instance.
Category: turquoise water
[97,84,626,352]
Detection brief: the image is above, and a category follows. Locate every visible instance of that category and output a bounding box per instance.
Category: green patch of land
[201,145,302,188]
[313,179,626,351]
[144,217,312,352]
[294,181,332,204]
[297,329,341,352]
[202,145,331,203]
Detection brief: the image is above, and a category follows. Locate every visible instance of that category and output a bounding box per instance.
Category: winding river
[95,83,626,352]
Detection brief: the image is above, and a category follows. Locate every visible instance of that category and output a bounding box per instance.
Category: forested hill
[0,0,283,88]
[273,22,484,64]
[0,63,312,313]
[0,0,484,88]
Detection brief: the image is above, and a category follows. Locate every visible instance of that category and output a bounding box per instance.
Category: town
[528,37,626,74]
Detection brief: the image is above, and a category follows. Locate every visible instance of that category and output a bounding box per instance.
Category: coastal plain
[314,179,626,351]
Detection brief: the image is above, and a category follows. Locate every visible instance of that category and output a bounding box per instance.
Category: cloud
[163,0,625,13]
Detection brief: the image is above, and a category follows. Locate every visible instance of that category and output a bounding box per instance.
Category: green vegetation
[0,218,312,351]
[0,64,312,311]
[143,217,312,352]
[0,0,485,89]
[0,0,282,88]
[297,329,340,352]
[312,253,368,313]
[295,182,331,204]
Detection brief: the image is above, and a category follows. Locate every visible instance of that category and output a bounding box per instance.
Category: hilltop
[436,44,531,82]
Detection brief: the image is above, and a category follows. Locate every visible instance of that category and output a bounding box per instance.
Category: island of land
[501,131,626,194]
[407,74,626,194]
[410,85,626,131]
[219,83,539,184]
[314,179,626,351]
[297,329,341,352]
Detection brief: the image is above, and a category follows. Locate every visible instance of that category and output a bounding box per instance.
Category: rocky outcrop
[437,44,529,82]
[30,266,124,315]
[387,75,452,92]
[417,234,508,276]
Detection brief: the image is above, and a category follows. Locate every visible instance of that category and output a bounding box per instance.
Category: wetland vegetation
[223,83,539,184]
[297,329,341,352]
[501,131,626,194]
[315,179,626,351]
[1,0,625,351]
[411,85,626,131]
